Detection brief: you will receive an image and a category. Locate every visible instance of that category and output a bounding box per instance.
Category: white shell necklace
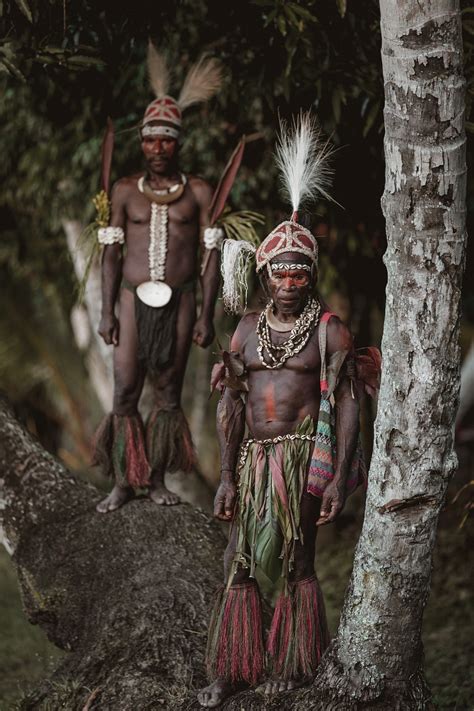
[135,174,187,308]
[256,297,321,369]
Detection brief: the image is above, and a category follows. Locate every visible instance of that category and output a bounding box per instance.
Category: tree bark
[0,396,224,710]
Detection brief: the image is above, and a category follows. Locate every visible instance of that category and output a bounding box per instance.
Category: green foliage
[0,548,62,707]
[218,209,263,247]
[0,0,472,453]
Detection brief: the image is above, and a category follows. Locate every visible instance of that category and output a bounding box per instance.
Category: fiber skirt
[231,415,316,585]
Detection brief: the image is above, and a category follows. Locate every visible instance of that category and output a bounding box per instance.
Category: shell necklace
[256,297,321,369]
[136,174,187,307]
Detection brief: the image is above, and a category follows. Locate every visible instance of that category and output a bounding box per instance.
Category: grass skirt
[231,416,315,585]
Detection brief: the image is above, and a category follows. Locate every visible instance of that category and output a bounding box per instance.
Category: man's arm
[189,177,220,349]
[317,317,360,526]
[213,317,253,520]
[98,181,126,346]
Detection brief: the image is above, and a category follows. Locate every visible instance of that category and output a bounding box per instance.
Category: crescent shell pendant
[136,281,172,307]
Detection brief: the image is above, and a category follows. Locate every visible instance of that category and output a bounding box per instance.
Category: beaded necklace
[256,297,321,369]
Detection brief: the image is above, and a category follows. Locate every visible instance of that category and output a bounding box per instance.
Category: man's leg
[199,527,262,708]
[96,289,146,513]
[148,291,196,506]
[261,492,329,695]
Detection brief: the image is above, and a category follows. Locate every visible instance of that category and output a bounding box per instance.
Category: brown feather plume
[147,40,170,98]
[178,55,223,110]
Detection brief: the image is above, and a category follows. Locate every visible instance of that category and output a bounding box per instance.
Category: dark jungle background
[0,1,473,708]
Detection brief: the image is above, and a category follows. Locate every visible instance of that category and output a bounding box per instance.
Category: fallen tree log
[1,396,227,710]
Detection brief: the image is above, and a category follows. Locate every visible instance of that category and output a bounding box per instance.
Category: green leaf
[287,3,317,22]
[363,100,381,137]
[336,0,347,18]
[465,121,474,133]
[263,8,277,27]
[14,0,33,22]
[0,56,26,81]
[277,14,287,36]
[66,55,105,67]
[284,4,303,31]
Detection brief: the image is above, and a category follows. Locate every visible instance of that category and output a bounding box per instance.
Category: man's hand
[98,313,119,346]
[213,477,237,521]
[316,479,346,526]
[193,317,215,348]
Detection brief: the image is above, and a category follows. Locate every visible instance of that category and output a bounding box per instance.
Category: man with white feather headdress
[93,43,224,513]
[198,114,380,706]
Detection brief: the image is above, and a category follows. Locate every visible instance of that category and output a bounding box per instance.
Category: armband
[203,226,224,251]
[98,227,125,245]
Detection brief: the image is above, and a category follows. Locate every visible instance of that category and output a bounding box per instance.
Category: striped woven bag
[307,312,366,497]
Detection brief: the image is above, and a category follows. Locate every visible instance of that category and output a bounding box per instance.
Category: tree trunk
[306,2,467,708]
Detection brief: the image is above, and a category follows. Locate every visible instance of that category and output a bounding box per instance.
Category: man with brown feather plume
[93,43,223,513]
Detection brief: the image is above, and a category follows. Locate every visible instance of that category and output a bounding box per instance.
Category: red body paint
[264,382,277,421]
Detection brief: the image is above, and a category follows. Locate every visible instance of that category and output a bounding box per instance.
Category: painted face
[141,124,178,174]
[267,252,314,315]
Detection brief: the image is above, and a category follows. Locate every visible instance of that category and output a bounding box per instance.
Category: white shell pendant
[136,281,172,308]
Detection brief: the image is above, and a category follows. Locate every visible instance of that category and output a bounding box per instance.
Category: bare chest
[125,184,199,232]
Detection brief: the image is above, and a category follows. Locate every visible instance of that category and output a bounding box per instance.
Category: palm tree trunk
[307,2,467,708]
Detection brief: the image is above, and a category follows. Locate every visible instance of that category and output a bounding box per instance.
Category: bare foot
[96,485,134,514]
[149,483,181,506]
[257,677,309,696]
[197,679,244,708]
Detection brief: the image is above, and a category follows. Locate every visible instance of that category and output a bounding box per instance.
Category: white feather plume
[178,55,223,110]
[221,239,256,314]
[147,41,170,98]
[275,112,335,213]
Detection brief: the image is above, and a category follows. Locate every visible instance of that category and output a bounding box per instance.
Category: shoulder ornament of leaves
[218,208,264,314]
[76,190,111,304]
[210,349,248,396]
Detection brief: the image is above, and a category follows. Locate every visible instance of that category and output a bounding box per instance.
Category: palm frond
[218,209,264,247]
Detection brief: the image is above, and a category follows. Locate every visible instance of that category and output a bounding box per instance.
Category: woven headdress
[221,112,335,313]
[142,42,223,139]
